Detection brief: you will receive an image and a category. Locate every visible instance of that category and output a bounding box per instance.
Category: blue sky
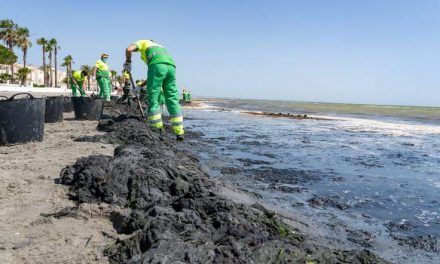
[1,0,439,106]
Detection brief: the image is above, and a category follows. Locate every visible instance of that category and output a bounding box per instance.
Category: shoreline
[57,102,387,263]
[1,100,437,263]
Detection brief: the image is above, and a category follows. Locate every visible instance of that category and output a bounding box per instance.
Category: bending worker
[120,70,132,101]
[70,70,88,97]
[124,39,184,141]
[93,53,111,101]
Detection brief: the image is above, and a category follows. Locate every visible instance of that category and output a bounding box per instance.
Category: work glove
[123,61,132,72]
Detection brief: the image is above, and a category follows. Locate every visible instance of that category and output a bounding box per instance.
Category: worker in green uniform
[93,53,111,101]
[70,70,88,97]
[182,89,187,102]
[120,70,132,101]
[124,39,184,141]
[187,90,192,102]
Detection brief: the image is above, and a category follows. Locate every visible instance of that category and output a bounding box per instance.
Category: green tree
[16,67,31,86]
[80,65,93,90]
[15,27,31,68]
[36,37,48,86]
[0,19,18,83]
[0,44,17,65]
[61,55,73,89]
[0,73,12,83]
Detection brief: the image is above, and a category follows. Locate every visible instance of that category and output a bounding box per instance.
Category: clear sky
[1,0,439,106]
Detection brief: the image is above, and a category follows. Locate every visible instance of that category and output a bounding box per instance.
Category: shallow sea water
[179,99,440,263]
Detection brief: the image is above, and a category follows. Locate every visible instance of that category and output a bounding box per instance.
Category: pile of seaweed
[60,103,388,263]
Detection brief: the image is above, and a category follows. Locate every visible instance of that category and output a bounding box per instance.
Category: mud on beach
[58,102,388,263]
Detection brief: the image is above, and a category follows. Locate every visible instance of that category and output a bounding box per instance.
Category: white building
[0,63,67,87]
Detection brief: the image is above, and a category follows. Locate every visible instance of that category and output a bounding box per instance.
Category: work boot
[176,135,184,141]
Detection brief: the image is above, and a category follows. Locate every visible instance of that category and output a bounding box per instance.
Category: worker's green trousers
[70,82,86,97]
[158,89,165,106]
[97,77,111,101]
[147,63,184,135]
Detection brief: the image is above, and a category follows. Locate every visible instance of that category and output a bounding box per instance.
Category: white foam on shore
[326,115,440,136]
[193,100,440,135]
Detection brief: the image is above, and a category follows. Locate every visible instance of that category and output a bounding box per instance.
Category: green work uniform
[70,70,87,97]
[134,40,184,136]
[187,91,191,102]
[121,71,132,101]
[158,88,165,106]
[95,59,111,101]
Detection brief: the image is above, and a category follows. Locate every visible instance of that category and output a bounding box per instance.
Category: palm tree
[16,67,31,86]
[0,19,18,83]
[36,37,48,86]
[50,39,59,87]
[48,38,58,87]
[15,27,31,68]
[80,65,93,90]
[110,70,117,87]
[46,41,54,86]
[61,55,73,89]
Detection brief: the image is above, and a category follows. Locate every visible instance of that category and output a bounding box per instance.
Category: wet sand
[0,112,118,263]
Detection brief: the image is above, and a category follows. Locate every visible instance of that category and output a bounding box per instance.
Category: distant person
[124,39,184,141]
[187,90,192,102]
[182,89,187,102]
[70,70,88,97]
[93,53,111,101]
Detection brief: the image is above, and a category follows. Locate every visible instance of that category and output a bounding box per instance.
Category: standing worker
[70,70,88,97]
[182,89,187,102]
[93,53,111,101]
[124,39,184,141]
[187,90,192,102]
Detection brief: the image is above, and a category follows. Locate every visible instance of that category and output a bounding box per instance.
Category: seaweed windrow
[59,103,389,263]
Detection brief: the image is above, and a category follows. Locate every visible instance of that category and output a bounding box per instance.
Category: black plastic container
[45,96,64,123]
[0,93,45,145]
[72,97,104,120]
[63,96,74,112]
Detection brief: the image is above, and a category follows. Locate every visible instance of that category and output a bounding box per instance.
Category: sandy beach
[0,112,117,263]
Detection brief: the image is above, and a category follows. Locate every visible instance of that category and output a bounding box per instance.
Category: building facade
[0,63,67,87]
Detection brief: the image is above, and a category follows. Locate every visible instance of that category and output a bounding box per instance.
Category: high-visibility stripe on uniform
[170,115,184,135]
[148,112,163,129]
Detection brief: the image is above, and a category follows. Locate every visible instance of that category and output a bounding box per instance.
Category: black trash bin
[45,96,64,123]
[72,97,104,120]
[0,93,45,145]
[63,96,74,112]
